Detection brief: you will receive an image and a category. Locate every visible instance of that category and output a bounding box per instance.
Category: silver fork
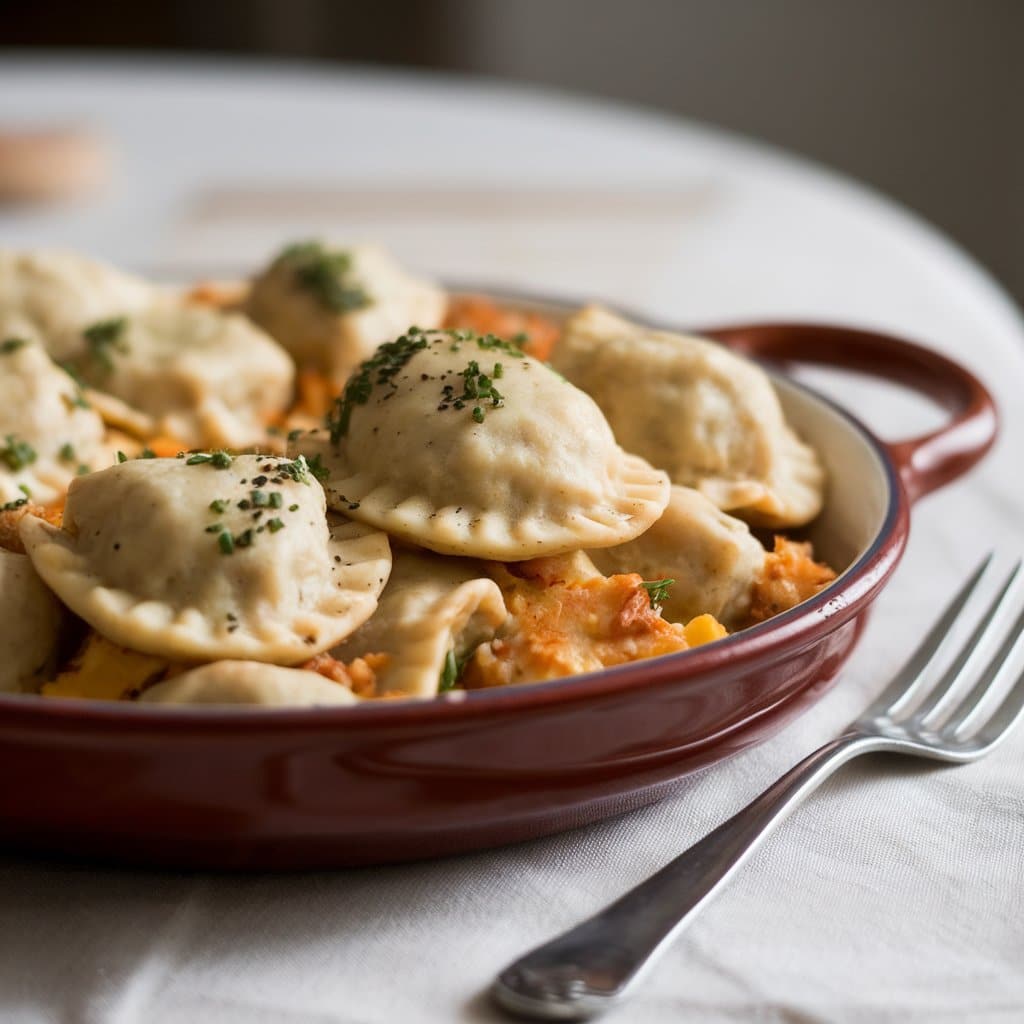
[492,554,1024,1021]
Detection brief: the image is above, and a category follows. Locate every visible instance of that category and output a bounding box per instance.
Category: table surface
[2,56,1023,1024]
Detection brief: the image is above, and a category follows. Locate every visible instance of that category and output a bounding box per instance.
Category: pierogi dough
[141,660,360,707]
[0,328,105,506]
[0,547,63,693]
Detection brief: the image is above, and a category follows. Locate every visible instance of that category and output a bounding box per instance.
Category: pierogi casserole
[0,244,836,707]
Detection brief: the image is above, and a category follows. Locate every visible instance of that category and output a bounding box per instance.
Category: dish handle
[704,322,997,503]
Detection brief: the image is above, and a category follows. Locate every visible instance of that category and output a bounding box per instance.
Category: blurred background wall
[5,0,1022,306]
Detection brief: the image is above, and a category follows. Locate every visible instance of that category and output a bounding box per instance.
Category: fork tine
[941,601,1024,740]
[859,553,993,720]
[909,561,1022,727]
[969,664,1024,752]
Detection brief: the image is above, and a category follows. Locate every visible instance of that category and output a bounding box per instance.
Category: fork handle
[493,731,883,1021]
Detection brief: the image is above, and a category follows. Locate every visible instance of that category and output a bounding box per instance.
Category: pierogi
[67,305,295,449]
[247,242,447,385]
[19,455,392,664]
[587,485,767,628]
[331,548,508,698]
[293,328,670,560]
[552,306,825,528]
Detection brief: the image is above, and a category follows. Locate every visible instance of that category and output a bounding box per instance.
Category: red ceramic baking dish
[0,295,996,870]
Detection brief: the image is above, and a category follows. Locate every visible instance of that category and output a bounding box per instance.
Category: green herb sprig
[640,579,675,608]
[0,434,37,472]
[439,649,467,692]
[276,241,371,314]
[185,451,234,469]
[83,317,129,373]
[438,358,505,423]
[277,454,316,485]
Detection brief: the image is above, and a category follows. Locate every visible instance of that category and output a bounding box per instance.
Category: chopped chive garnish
[82,317,129,372]
[0,435,37,472]
[439,648,465,692]
[186,451,234,469]
[275,241,371,313]
[640,579,675,607]
[277,455,315,485]
[306,453,328,482]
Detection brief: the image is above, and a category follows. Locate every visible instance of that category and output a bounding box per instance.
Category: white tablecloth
[1,57,1022,1024]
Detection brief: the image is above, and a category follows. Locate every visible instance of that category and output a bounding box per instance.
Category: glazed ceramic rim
[0,368,907,731]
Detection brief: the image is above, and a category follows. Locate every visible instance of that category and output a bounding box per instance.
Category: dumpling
[19,454,392,663]
[0,547,63,693]
[551,306,825,528]
[0,248,153,361]
[587,485,767,628]
[140,661,359,707]
[0,328,106,506]
[66,305,295,449]
[330,548,508,698]
[292,328,670,559]
[246,242,447,384]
